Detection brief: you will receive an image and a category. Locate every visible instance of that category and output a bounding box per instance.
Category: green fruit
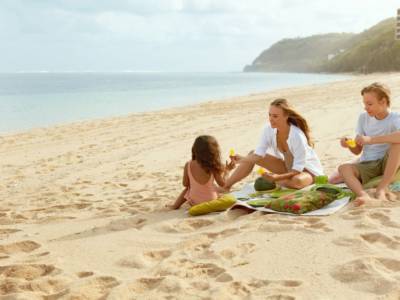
[254,177,276,191]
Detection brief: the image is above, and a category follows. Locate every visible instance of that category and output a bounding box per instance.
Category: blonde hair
[361,82,391,107]
[270,98,314,147]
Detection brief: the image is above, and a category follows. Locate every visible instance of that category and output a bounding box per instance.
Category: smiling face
[269,105,288,129]
[362,91,389,117]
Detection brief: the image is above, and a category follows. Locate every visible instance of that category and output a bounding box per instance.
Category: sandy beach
[1,73,400,299]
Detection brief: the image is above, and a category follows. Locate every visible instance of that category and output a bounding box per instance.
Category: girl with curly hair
[169,135,235,209]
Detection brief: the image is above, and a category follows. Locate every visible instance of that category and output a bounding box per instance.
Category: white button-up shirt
[254,124,324,176]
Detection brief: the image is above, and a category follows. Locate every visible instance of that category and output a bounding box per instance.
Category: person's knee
[291,176,307,189]
[338,164,353,176]
[389,143,400,153]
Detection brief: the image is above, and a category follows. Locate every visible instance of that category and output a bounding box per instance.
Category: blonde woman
[224,98,323,190]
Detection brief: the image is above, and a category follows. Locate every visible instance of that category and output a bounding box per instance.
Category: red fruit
[292,204,301,211]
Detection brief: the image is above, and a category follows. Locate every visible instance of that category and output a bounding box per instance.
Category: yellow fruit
[229,148,235,156]
[257,168,266,175]
[346,139,356,148]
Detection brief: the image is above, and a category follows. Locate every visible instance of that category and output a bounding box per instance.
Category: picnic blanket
[230,183,352,216]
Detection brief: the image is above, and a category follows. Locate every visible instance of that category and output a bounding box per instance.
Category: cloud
[0,0,399,71]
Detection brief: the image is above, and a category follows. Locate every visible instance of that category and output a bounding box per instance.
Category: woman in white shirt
[224,98,323,190]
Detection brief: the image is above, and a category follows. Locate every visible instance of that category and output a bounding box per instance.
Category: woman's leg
[277,172,313,189]
[376,144,400,200]
[224,152,287,190]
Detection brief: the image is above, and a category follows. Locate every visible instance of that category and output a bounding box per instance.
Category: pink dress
[185,161,218,206]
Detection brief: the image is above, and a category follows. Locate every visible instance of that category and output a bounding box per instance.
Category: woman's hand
[262,172,280,182]
[230,154,244,163]
[355,135,372,146]
[225,159,236,171]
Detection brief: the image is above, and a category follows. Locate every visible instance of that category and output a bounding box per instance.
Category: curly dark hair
[191,135,224,175]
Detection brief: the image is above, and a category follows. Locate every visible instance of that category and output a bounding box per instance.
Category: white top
[254,124,324,176]
[356,111,400,162]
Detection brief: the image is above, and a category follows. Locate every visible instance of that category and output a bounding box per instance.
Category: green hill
[244,18,400,73]
[325,18,400,73]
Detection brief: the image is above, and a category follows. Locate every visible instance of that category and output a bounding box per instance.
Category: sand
[1,73,400,299]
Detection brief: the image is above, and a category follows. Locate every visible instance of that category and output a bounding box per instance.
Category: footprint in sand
[215,279,302,298]
[360,232,400,250]
[219,242,256,267]
[77,271,94,278]
[157,218,215,233]
[117,256,149,269]
[154,258,228,280]
[117,248,172,269]
[257,218,332,233]
[0,240,41,255]
[54,216,147,241]
[331,257,400,295]
[0,277,68,297]
[143,249,172,262]
[67,276,119,299]
[265,295,295,300]
[332,236,366,250]
[367,211,400,228]
[108,276,182,298]
[203,228,238,239]
[340,208,366,220]
[178,218,215,231]
[0,228,20,237]
[126,277,165,293]
[0,264,57,280]
[177,236,214,256]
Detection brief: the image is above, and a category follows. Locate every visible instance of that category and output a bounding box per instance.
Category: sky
[0,0,399,72]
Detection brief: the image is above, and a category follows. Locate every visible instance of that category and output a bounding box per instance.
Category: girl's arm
[214,172,226,188]
[214,160,236,187]
[357,131,400,145]
[182,162,189,187]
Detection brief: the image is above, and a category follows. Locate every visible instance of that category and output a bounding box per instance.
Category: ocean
[0,72,349,133]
